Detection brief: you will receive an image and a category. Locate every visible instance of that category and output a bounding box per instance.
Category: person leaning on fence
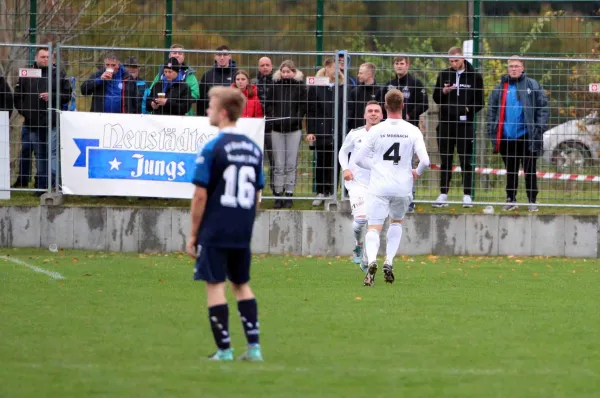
[231,70,264,118]
[348,62,380,130]
[253,56,275,192]
[80,52,139,114]
[0,73,13,117]
[306,57,349,207]
[146,44,199,115]
[146,58,192,116]
[379,55,429,212]
[197,45,238,116]
[432,46,484,208]
[13,47,71,193]
[264,60,307,209]
[487,55,549,213]
[123,56,148,114]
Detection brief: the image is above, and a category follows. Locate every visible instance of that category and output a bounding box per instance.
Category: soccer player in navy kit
[186,86,264,361]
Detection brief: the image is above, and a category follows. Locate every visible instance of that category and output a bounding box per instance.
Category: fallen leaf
[97,290,103,293]
[515,259,523,263]
[498,274,503,278]
[72,258,78,263]
[532,273,538,277]
[355,296,362,300]
[83,273,92,277]
[507,255,515,259]
[158,279,164,283]
[328,262,332,265]
[572,270,577,273]
[306,255,313,258]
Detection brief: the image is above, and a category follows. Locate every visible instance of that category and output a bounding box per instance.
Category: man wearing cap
[146,57,192,116]
[81,51,139,114]
[123,56,147,114]
[147,44,199,116]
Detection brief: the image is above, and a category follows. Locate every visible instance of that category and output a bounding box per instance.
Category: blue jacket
[487,73,549,156]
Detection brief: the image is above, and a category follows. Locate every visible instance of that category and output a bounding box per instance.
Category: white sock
[352,220,366,245]
[365,229,380,264]
[385,223,403,265]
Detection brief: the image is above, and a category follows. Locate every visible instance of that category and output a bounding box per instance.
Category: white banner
[0,111,10,200]
[60,112,265,198]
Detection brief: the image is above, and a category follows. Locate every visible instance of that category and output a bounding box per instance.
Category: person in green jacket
[145,44,199,115]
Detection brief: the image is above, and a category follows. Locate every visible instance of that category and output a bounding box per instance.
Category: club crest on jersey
[387,85,395,91]
[402,86,411,99]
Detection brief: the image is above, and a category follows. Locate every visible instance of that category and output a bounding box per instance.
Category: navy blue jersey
[192,128,264,248]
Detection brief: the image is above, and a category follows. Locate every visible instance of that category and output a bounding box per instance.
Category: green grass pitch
[1,249,599,397]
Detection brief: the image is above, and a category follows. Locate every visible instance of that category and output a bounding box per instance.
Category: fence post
[29,0,37,62]
[47,43,53,193]
[55,44,61,193]
[315,0,324,67]
[165,0,173,50]
[470,0,481,200]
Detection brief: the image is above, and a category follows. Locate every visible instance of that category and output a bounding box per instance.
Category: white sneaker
[312,193,325,206]
[462,195,473,208]
[432,193,448,208]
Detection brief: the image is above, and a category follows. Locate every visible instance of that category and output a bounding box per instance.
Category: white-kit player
[338,101,384,271]
[354,89,430,286]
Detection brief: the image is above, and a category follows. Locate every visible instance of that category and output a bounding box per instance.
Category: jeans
[17,126,56,189]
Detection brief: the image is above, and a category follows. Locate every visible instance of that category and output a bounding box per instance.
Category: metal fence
[1,44,599,208]
[1,1,599,57]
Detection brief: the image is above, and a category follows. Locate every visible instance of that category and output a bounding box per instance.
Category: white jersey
[353,118,429,197]
[338,126,371,190]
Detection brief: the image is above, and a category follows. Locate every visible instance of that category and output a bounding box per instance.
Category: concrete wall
[0,206,598,258]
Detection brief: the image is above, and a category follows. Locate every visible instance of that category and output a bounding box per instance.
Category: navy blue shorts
[194,246,252,284]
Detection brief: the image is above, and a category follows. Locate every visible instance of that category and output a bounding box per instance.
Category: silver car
[542,111,599,167]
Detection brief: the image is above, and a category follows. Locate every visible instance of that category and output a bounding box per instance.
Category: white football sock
[385,223,403,265]
[352,219,366,245]
[365,229,380,264]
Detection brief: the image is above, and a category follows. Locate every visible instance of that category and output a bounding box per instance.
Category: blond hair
[385,89,404,113]
[208,86,246,122]
[448,46,463,56]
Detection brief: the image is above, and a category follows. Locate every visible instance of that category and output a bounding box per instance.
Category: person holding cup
[146,57,192,116]
[81,52,139,114]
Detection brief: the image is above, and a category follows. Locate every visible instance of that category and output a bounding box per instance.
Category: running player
[338,100,383,271]
[353,89,430,286]
[186,86,264,361]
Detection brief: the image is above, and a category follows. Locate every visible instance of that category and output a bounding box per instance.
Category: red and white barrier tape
[429,164,600,183]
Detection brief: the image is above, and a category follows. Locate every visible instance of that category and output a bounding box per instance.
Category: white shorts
[367,195,412,225]
[348,185,368,219]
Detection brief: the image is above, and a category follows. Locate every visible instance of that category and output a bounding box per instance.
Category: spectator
[146,58,192,116]
[254,56,274,102]
[487,55,549,212]
[197,45,237,116]
[348,62,379,130]
[231,70,263,118]
[337,51,357,86]
[80,52,139,114]
[146,44,199,115]
[13,47,71,193]
[380,55,429,211]
[432,47,484,208]
[253,56,275,192]
[307,58,348,206]
[123,56,147,113]
[0,73,13,117]
[265,60,307,208]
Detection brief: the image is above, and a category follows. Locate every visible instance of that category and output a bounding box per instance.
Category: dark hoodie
[433,60,484,122]
[0,75,14,118]
[379,73,429,127]
[197,59,238,116]
[265,69,307,133]
[14,62,71,127]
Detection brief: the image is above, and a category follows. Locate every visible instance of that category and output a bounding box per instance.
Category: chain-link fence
[0,43,58,196]
[2,1,600,56]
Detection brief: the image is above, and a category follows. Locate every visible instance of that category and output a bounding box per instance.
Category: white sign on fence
[306,76,330,86]
[590,83,600,93]
[0,111,10,200]
[18,68,42,78]
[60,112,265,198]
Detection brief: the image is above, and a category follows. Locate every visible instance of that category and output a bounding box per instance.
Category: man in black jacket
[0,74,13,117]
[432,47,484,208]
[80,52,139,114]
[197,45,237,116]
[348,62,380,130]
[13,47,71,192]
[253,56,275,190]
